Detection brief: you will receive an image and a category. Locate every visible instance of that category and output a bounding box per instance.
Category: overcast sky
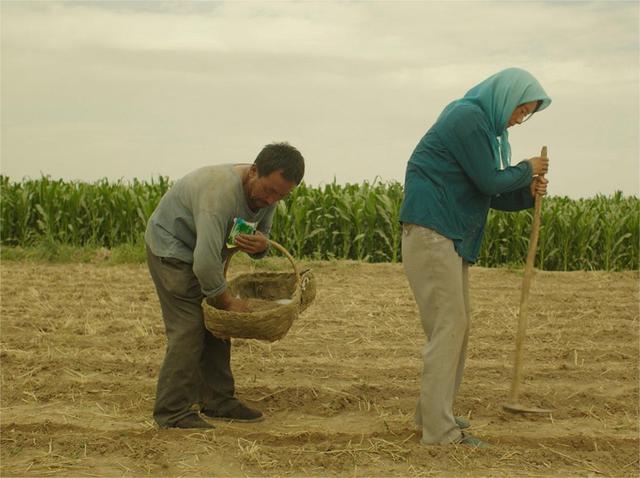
[1,0,638,198]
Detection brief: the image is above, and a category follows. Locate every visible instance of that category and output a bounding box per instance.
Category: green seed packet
[227,217,257,247]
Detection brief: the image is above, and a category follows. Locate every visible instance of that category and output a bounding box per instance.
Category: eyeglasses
[520,101,542,123]
[520,106,535,123]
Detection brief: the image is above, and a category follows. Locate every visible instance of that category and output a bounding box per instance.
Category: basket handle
[223,240,300,285]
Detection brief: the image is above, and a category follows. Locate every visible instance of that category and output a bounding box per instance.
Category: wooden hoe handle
[508,146,547,403]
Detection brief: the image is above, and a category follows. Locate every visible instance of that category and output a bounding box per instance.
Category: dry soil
[1,259,638,477]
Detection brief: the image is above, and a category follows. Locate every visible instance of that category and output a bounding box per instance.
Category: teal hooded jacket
[400,68,552,263]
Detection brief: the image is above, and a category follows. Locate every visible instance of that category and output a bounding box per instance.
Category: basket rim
[202,285,302,317]
[224,239,300,286]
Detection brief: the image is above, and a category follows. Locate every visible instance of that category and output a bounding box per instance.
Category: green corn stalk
[0,174,637,270]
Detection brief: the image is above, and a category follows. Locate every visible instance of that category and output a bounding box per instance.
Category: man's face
[246,167,296,210]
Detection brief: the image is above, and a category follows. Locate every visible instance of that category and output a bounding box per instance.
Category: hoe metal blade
[503,403,552,414]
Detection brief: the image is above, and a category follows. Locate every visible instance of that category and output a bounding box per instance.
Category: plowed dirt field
[1,259,638,477]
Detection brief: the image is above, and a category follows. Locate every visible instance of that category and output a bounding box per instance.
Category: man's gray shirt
[144,164,276,297]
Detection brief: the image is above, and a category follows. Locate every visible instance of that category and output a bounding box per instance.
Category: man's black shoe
[202,403,264,423]
[166,414,215,429]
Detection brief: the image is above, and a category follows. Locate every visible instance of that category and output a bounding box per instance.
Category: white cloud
[1,0,638,197]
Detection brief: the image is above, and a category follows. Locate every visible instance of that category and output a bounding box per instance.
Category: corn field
[1,175,638,270]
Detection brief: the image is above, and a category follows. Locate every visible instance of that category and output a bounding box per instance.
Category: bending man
[145,142,305,429]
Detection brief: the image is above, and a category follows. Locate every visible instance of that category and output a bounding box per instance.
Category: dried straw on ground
[1,259,638,477]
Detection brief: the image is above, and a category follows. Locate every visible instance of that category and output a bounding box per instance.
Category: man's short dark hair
[254,142,305,184]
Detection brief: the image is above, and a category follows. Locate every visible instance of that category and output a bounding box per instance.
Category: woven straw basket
[202,240,316,342]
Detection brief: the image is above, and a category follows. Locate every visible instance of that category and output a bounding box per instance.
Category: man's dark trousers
[146,246,239,427]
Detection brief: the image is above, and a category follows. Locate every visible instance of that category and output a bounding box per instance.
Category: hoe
[503,146,552,415]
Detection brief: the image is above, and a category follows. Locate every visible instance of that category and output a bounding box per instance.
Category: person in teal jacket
[400,68,551,447]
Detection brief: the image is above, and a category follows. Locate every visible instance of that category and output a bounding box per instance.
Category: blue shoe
[416,416,470,430]
[458,433,490,448]
[455,416,470,429]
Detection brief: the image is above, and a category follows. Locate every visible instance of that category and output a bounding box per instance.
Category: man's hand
[530,176,549,198]
[225,296,251,313]
[527,155,550,176]
[234,230,268,255]
[212,290,250,312]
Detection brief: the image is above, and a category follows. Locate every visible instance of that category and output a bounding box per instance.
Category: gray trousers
[402,224,470,444]
[146,246,239,427]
